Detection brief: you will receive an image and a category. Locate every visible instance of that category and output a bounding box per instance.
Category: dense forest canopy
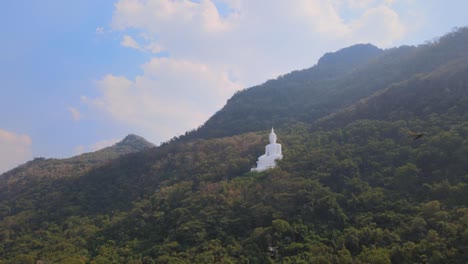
[0,27,467,263]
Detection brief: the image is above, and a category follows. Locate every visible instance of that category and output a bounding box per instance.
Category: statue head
[269,127,277,144]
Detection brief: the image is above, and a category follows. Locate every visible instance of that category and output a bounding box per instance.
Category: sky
[0,0,467,173]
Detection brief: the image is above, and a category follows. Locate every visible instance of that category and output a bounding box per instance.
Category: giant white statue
[252,128,283,172]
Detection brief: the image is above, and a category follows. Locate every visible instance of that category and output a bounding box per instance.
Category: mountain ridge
[0,134,154,185]
[178,27,468,142]
[316,55,468,128]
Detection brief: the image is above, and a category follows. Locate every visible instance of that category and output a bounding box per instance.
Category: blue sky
[1,0,467,173]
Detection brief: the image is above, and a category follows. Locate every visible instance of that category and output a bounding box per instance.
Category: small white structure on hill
[252,128,283,172]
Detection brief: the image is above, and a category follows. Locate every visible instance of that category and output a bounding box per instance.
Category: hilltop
[0,134,154,186]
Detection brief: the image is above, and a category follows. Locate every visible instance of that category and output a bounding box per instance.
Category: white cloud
[294,0,350,34]
[121,34,164,53]
[110,0,410,84]
[145,42,163,54]
[86,57,241,143]
[74,138,120,155]
[112,0,234,33]
[86,0,414,143]
[121,35,142,50]
[67,107,82,121]
[293,0,406,46]
[74,145,85,155]
[90,138,120,151]
[349,5,406,46]
[0,129,32,173]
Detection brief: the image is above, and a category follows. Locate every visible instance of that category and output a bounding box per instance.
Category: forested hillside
[0,28,467,264]
[1,134,154,181]
[0,134,154,202]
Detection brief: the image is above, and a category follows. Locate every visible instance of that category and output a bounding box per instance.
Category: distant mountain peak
[0,134,155,181]
[115,134,155,150]
[317,43,382,68]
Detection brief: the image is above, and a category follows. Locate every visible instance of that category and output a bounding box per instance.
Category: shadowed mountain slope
[317,56,468,129]
[181,28,468,141]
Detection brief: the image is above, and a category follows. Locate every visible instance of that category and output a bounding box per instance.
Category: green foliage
[1,27,468,263]
[357,247,391,264]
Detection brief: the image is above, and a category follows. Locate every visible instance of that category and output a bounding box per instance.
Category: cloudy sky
[0,0,467,173]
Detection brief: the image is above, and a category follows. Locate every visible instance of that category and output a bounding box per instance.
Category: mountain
[318,52,468,129]
[0,28,467,264]
[0,134,154,186]
[179,43,384,140]
[70,133,155,157]
[181,28,468,141]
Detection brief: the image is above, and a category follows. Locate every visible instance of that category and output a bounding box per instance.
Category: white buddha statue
[252,128,283,172]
